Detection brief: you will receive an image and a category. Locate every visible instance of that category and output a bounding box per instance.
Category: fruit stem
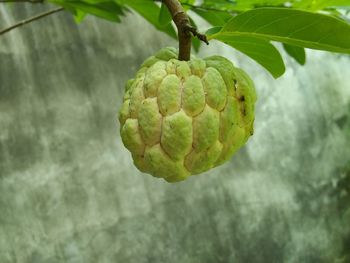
[163,0,208,61]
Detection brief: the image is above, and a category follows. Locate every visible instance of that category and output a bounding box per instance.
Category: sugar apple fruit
[118,47,256,182]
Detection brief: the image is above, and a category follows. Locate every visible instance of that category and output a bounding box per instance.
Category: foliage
[34,0,350,77]
[207,7,350,77]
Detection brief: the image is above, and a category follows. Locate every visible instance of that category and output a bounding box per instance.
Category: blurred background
[0,4,350,263]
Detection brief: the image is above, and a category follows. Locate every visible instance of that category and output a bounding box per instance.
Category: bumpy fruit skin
[119,47,256,182]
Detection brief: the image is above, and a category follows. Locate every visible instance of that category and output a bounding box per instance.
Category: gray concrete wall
[0,4,350,263]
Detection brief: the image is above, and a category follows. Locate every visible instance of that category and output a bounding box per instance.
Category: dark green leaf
[283,43,306,65]
[49,1,125,22]
[158,3,172,26]
[209,8,350,54]
[193,8,232,26]
[118,0,177,39]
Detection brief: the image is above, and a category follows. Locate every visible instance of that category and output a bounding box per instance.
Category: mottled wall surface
[1,5,350,263]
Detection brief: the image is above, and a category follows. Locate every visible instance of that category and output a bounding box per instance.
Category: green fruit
[118,47,257,182]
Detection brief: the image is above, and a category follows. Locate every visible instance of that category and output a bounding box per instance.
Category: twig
[186,25,209,45]
[0,7,63,36]
[162,0,208,61]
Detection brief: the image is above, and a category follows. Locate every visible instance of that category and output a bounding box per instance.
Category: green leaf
[201,0,242,12]
[158,3,172,26]
[209,8,350,54]
[231,0,287,10]
[283,43,306,65]
[204,0,350,11]
[74,9,87,24]
[214,35,286,78]
[293,0,350,10]
[193,9,232,26]
[206,26,222,36]
[118,0,177,39]
[48,0,79,15]
[192,37,201,53]
[49,1,125,22]
[180,0,196,11]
